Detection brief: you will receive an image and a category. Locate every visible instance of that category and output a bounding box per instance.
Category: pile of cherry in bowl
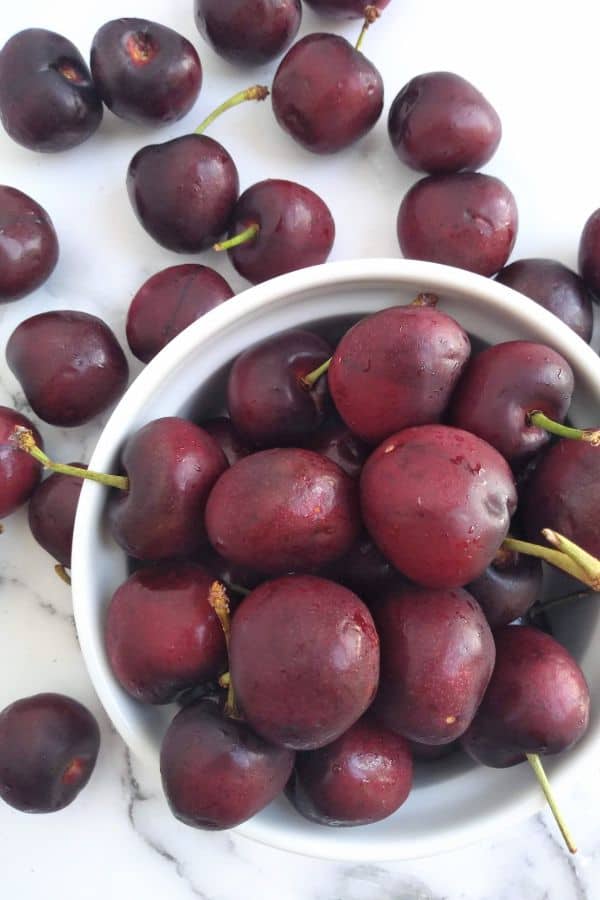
[0,0,600,855]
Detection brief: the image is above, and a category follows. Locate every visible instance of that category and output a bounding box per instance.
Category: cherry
[105,564,227,704]
[397,172,518,276]
[449,341,575,465]
[578,207,600,298]
[230,575,379,749]
[271,10,384,154]
[206,449,360,574]
[307,417,369,479]
[0,693,100,813]
[373,586,495,744]
[214,179,335,284]
[161,700,294,830]
[327,302,471,445]
[0,29,102,152]
[361,425,517,588]
[303,0,390,17]
[466,548,543,630]
[320,534,403,605]
[91,19,202,126]
[495,259,594,344]
[227,330,331,447]
[127,85,268,252]
[6,311,129,427]
[0,187,59,303]
[0,407,43,519]
[109,418,227,561]
[126,264,234,363]
[287,714,412,826]
[28,465,86,570]
[200,417,252,467]
[388,72,501,174]
[194,0,302,66]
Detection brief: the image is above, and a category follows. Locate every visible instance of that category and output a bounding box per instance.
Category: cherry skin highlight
[0,187,59,302]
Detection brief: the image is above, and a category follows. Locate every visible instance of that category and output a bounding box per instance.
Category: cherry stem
[302,358,331,389]
[11,428,129,491]
[410,292,439,307]
[529,588,594,619]
[54,565,72,586]
[528,410,600,446]
[195,85,269,135]
[542,529,600,588]
[213,223,260,252]
[502,532,600,590]
[526,753,577,854]
[208,582,241,720]
[355,5,381,52]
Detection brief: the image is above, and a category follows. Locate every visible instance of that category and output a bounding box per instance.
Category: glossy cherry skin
[578,208,600,298]
[361,425,517,589]
[388,72,501,175]
[287,714,412,826]
[495,259,593,344]
[127,135,239,252]
[449,341,574,465]
[308,418,369,479]
[227,330,331,447]
[28,465,86,567]
[522,439,600,556]
[6,311,128,427]
[126,264,233,363]
[160,700,294,830]
[223,179,335,284]
[206,449,360,574]
[91,19,202,126]
[0,29,102,152]
[200,417,252,467]
[467,550,542,630]
[272,34,383,154]
[0,693,100,813]
[230,575,379,749]
[461,626,590,768]
[397,173,518,276]
[303,0,390,17]
[195,0,301,66]
[329,304,471,445]
[373,586,495,744]
[0,187,59,302]
[105,564,227,704]
[0,407,43,519]
[109,417,227,561]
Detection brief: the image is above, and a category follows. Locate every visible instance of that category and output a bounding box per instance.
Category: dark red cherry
[467,549,543,630]
[91,18,202,126]
[105,564,227,704]
[0,187,59,302]
[230,575,380,749]
[160,700,294,830]
[227,330,331,447]
[388,72,501,174]
[126,264,234,363]
[200,417,252,467]
[287,714,412,826]
[0,693,100,813]
[578,208,600,299]
[373,586,495,744]
[495,259,594,344]
[206,449,360,574]
[307,418,369,479]
[397,172,518,276]
[0,29,102,152]
[28,465,86,568]
[194,0,301,66]
[303,0,390,17]
[109,417,227,561]
[216,179,335,285]
[6,311,128,427]
[449,341,574,464]
[0,407,43,519]
[328,304,471,444]
[361,425,517,588]
[271,32,383,154]
[320,534,403,605]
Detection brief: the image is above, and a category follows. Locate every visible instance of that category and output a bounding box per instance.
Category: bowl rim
[71,257,600,862]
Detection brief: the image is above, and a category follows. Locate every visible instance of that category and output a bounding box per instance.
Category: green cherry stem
[302,358,332,389]
[355,5,381,53]
[54,565,72,586]
[528,410,600,446]
[209,581,241,720]
[526,753,577,854]
[213,223,260,252]
[11,428,129,491]
[501,535,591,584]
[195,85,269,136]
[542,529,600,589]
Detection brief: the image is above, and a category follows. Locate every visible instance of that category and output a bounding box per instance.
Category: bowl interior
[71,259,600,861]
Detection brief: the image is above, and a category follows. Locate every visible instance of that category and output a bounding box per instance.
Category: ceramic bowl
[71,258,600,861]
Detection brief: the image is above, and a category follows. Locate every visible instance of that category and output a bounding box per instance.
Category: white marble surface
[2,0,600,897]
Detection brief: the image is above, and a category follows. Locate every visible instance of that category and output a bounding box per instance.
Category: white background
[1,1,600,898]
